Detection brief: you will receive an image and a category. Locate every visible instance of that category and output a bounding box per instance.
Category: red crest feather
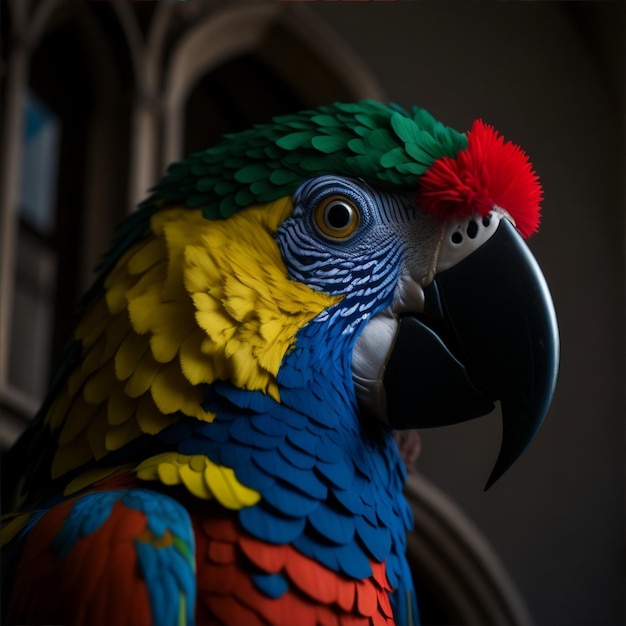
[417,120,543,238]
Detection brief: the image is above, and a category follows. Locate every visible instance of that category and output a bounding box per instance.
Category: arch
[161,3,384,166]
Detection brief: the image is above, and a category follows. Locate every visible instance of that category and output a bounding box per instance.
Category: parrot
[0,100,558,626]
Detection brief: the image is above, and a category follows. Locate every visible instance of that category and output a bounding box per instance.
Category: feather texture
[193,510,395,626]
[4,490,195,626]
[39,201,339,487]
[2,100,545,626]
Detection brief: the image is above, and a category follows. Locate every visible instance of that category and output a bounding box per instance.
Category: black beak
[384,219,559,488]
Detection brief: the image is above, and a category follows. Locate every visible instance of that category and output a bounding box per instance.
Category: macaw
[1,100,558,626]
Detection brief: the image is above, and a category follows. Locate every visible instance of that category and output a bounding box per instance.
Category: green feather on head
[96,100,466,279]
[147,100,468,220]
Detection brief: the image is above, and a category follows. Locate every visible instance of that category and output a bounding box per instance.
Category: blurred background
[1,2,623,625]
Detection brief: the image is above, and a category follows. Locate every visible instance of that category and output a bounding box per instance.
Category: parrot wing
[2,488,196,626]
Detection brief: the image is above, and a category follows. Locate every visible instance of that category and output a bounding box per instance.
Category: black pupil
[327,203,351,229]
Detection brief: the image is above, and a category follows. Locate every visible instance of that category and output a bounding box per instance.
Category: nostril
[436,211,504,274]
[467,220,478,239]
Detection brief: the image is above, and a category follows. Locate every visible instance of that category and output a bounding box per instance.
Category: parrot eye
[314,195,361,240]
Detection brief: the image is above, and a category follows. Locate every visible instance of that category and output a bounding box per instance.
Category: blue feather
[213,381,277,413]
[286,427,319,456]
[315,458,355,489]
[230,418,282,450]
[330,486,365,516]
[53,492,117,559]
[292,534,341,574]
[240,503,306,544]
[251,414,289,438]
[262,481,320,517]
[234,461,276,493]
[252,451,328,499]
[334,541,374,579]
[218,439,253,467]
[277,440,316,470]
[308,501,355,545]
[314,437,344,463]
[355,515,391,563]
[251,572,289,599]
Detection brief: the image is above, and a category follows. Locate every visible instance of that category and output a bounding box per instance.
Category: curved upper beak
[384,218,559,488]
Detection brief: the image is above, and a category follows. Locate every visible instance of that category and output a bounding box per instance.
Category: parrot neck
[158,313,413,611]
[278,313,362,420]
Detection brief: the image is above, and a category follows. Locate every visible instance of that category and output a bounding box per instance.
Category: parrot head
[120,99,558,490]
[5,101,559,504]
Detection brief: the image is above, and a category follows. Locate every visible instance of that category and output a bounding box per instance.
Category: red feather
[193,511,395,626]
[417,119,543,238]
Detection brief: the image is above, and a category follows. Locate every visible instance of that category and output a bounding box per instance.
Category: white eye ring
[314,195,360,240]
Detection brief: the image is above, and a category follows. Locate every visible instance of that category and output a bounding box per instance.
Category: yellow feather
[222,279,258,320]
[135,451,172,479]
[178,462,213,499]
[104,412,142,452]
[157,461,181,486]
[136,393,179,434]
[83,364,116,405]
[149,301,195,364]
[189,454,206,472]
[204,460,261,510]
[135,452,260,509]
[179,201,341,397]
[136,462,158,481]
[78,334,107,382]
[179,328,216,385]
[104,245,140,314]
[101,312,132,365]
[104,272,134,316]
[151,360,194,415]
[183,245,220,294]
[127,237,167,276]
[128,282,163,335]
[124,257,167,297]
[115,331,149,381]
[106,381,135,426]
[124,350,160,398]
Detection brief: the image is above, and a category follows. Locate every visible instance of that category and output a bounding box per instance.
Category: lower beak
[384,219,559,488]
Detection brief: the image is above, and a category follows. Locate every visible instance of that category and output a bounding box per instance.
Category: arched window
[0,1,382,443]
[183,52,308,154]
[0,0,134,437]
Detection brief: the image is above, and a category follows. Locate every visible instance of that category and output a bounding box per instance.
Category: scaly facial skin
[352,204,509,425]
